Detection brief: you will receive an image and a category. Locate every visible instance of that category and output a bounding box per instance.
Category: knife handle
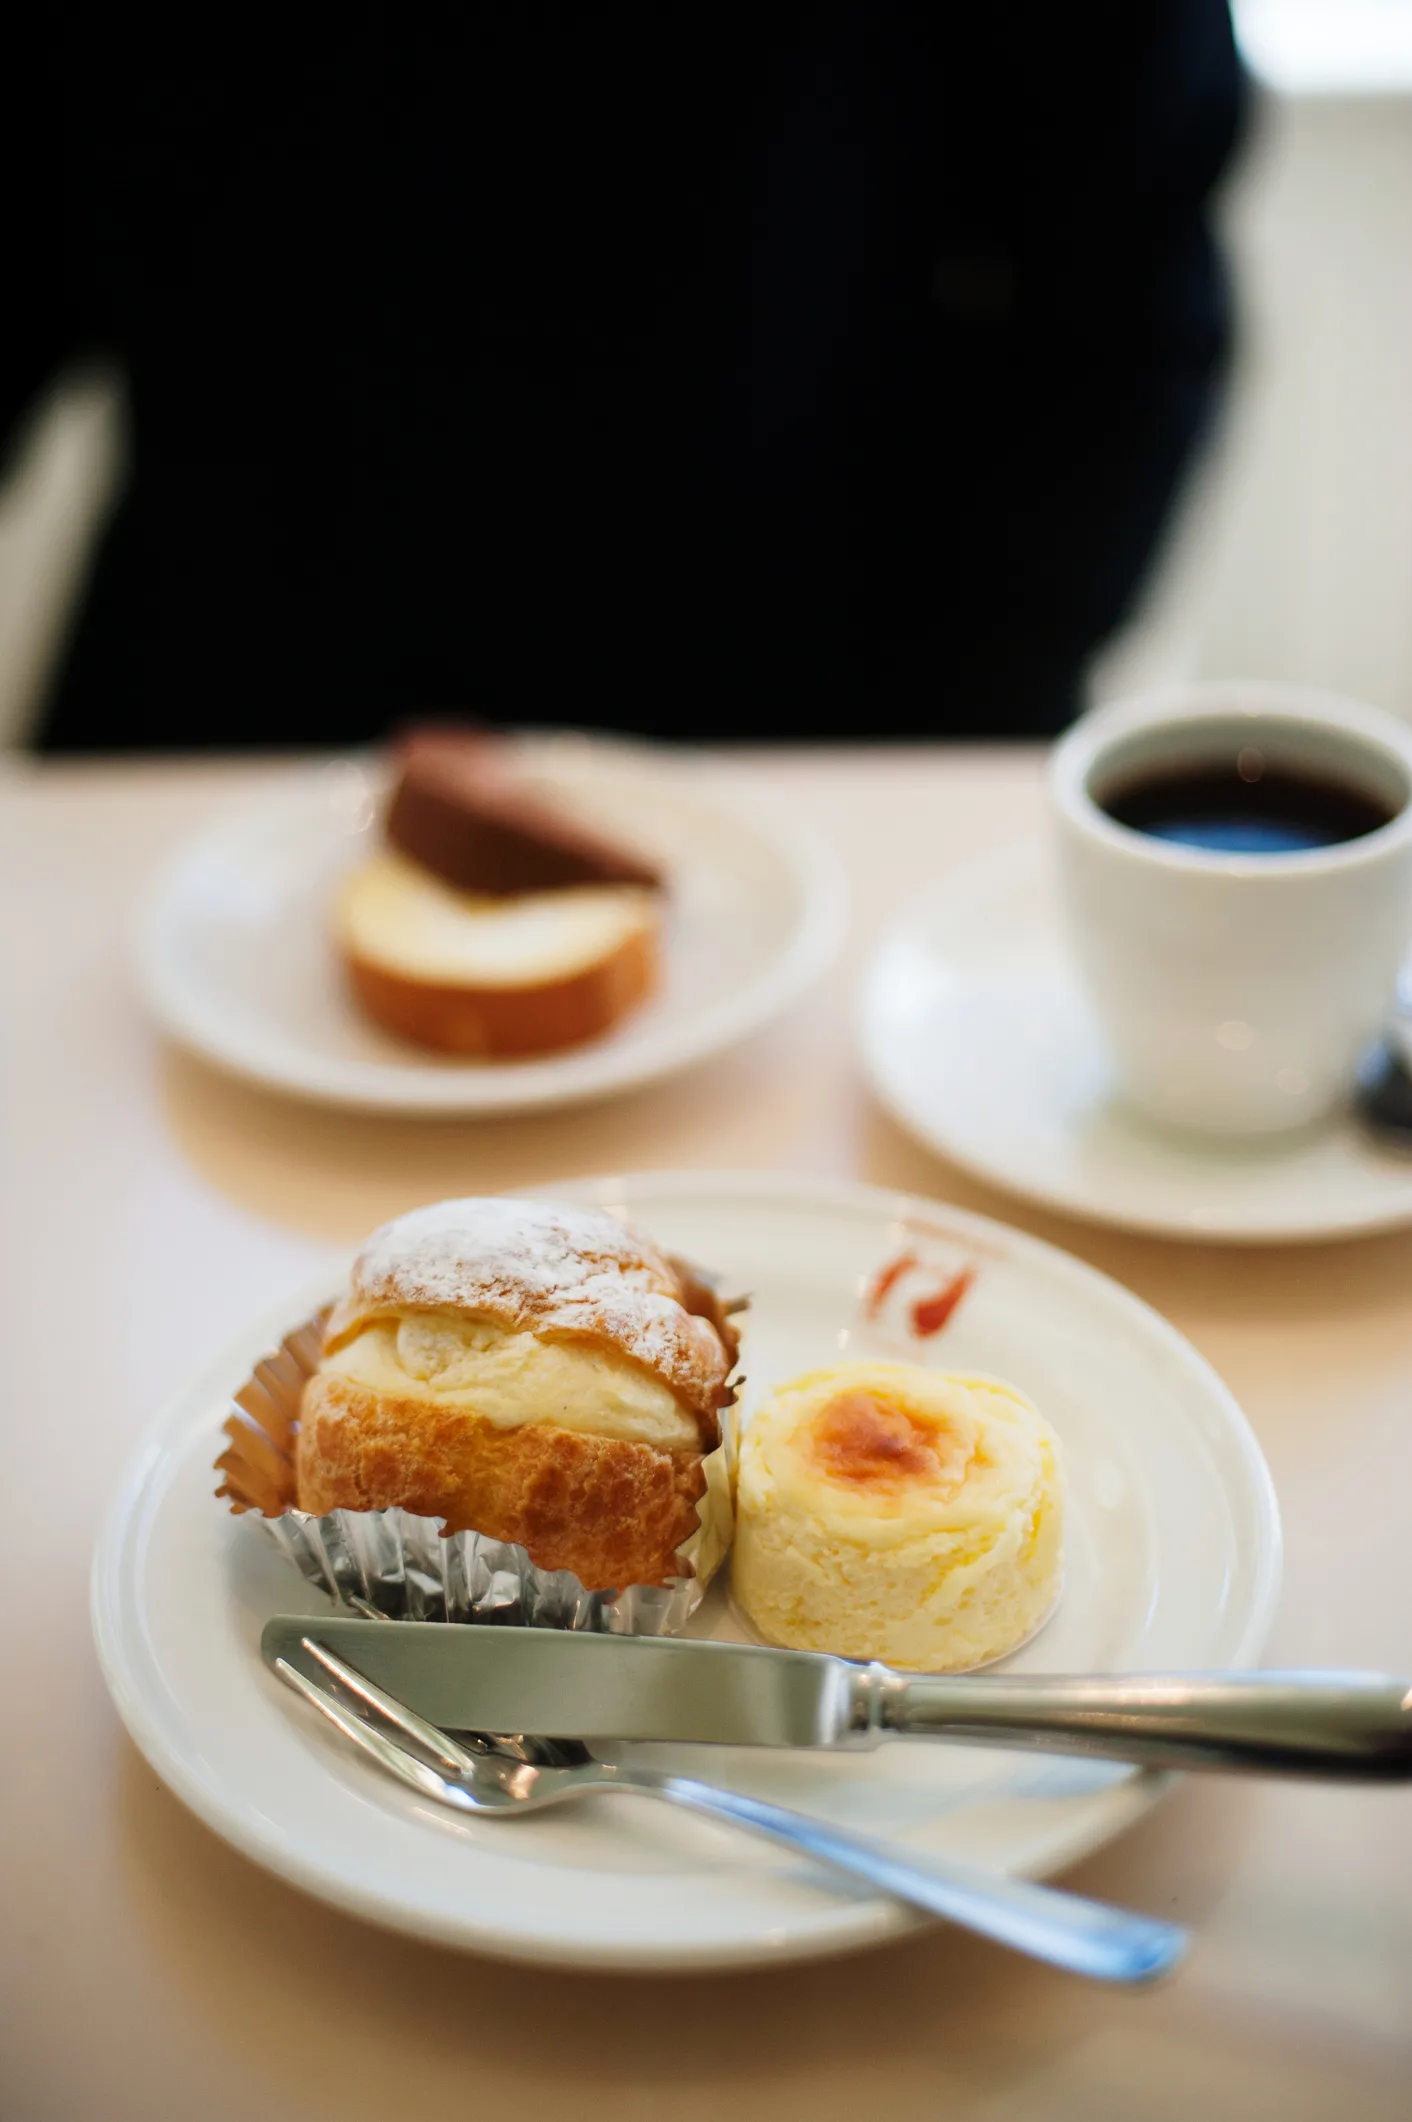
[873,1669,1412,1779]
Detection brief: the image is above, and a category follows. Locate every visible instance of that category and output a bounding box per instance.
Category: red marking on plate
[863,1250,920,1320]
[909,1267,977,1337]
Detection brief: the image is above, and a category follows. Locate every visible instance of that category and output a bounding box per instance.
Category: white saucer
[91,1171,1279,1973]
[862,844,1412,1244]
[137,734,846,1114]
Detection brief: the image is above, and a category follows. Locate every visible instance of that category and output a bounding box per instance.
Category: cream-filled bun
[297,1198,739,1590]
[732,1362,1063,1671]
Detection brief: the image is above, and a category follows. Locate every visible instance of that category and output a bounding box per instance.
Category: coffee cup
[1051,681,1412,1139]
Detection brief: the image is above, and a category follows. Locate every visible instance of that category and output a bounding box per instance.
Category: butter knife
[260,1618,1412,1778]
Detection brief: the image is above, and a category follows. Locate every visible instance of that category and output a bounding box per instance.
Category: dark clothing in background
[8,5,1246,751]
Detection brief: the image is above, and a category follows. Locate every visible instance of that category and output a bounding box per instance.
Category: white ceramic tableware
[1052,682,1412,1139]
[861,842,1412,1243]
[92,1171,1280,1971]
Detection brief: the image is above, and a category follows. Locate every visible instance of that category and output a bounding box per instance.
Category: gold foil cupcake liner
[215,1305,734,1634]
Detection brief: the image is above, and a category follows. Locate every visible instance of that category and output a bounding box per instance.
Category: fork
[270,1635,1187,1985]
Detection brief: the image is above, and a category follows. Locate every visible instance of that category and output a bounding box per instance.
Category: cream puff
[295,1197,739,1591]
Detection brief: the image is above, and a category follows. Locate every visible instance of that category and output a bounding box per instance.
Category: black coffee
[1099,754,1396,854]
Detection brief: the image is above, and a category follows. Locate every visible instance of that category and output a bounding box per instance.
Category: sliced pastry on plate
[338,730,665,1057]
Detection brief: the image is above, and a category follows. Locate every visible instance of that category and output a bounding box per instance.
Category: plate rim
[861,843,1412,1245]
[90,1169,1282,1970]
[135,740,848,1116]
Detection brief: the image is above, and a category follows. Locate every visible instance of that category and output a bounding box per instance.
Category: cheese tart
[732,1361,1063,1670]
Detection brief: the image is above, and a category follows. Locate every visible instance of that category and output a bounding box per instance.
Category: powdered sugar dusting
[325,1197,731,1434]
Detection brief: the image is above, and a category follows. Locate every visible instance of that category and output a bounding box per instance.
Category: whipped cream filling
[324,1310,700,1451]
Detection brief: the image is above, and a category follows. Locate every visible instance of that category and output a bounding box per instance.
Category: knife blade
[263,1616,863,1747]
[260,1616,1412,1776]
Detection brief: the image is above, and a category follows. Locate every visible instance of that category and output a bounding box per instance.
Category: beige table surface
[3,748,1411,2122]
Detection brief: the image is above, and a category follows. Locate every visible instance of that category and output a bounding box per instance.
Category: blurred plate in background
[137,734,846,1114]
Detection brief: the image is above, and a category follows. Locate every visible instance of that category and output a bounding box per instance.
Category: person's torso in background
[29,4,1244,747]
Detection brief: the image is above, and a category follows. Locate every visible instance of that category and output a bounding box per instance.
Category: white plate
[863,844,1412,1244]
[137,735,846,1113]
[92,1172,1280,1972]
